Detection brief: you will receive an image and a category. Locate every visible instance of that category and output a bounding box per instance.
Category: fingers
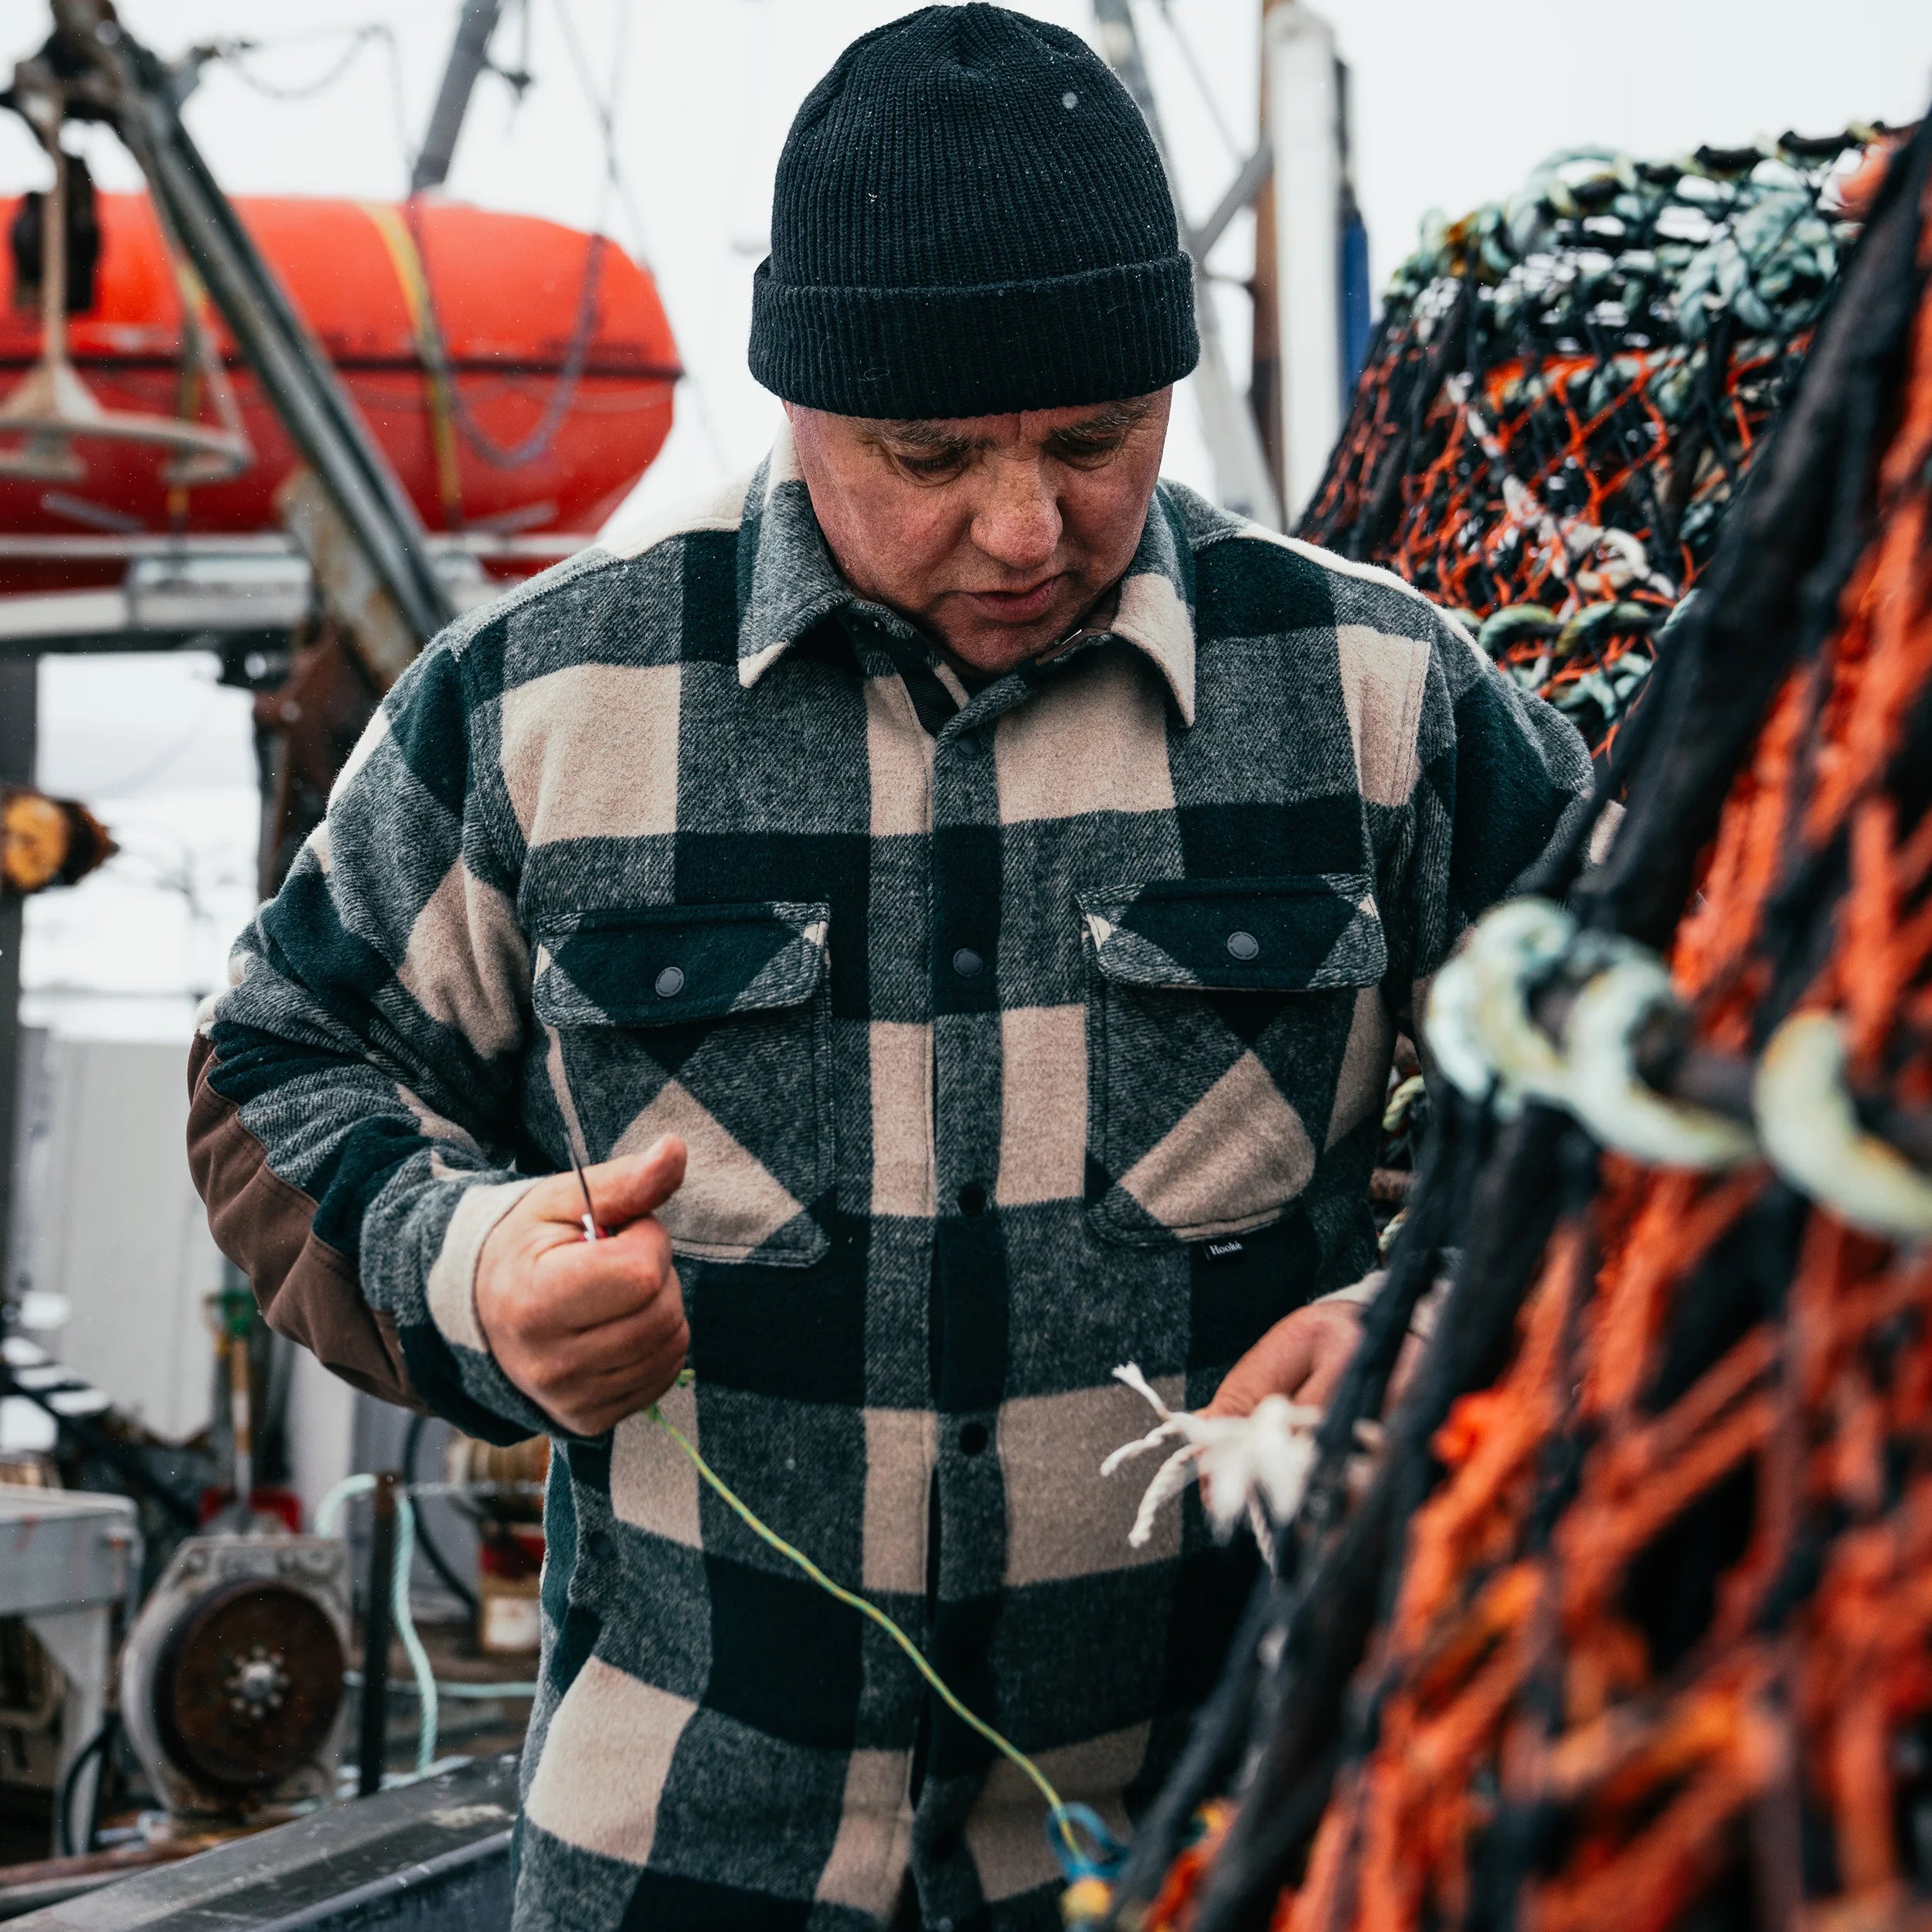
[1388,1330,1426,1407]
[582,1138,688,1228]
[1203,1321,1318,1417]
[1203,1303,1362,1418]
[544,1292,688,1384]
[1204,1344,1305,1420]
[521,1298,689,1438]
[1296,1345,1354,1410]
[536,1217,679,1331]
[546,1352,686,1438]
[519,1137,688,1231]
[553,1366,686,1437]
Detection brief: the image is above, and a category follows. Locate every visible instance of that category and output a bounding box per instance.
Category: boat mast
[1260,1,1345,526]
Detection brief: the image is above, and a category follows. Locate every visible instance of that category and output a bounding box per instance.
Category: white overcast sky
[4,0,1930,1036]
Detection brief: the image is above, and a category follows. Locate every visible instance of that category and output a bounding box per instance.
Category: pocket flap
[1078,873,1386,991]
[532,901,830,1027]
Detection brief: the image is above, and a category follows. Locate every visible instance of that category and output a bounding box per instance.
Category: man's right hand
[474,1135,690,1437]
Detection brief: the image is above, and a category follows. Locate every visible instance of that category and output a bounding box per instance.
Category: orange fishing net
[1098,117,1932,1932]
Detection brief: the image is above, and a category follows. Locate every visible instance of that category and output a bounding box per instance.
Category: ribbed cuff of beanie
[749,252,1199,418]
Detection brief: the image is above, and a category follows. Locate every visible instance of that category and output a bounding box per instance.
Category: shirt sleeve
[186,634,552,1446]
[1379,606,1593,1041]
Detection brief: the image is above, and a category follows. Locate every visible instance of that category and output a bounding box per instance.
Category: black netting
[1299,133,1883,754]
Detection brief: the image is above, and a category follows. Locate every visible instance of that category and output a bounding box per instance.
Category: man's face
[786,389,1172,677]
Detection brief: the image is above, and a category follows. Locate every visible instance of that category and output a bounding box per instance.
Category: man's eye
[1052,436,1123,464]
[896,451,965,478]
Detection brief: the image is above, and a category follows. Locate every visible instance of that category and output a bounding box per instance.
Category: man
[189,8,1588,1928]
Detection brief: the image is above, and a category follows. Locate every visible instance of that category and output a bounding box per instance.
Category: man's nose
[971,460,1062,573]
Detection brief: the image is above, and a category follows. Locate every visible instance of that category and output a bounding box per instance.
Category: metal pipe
[411,0,507,196]
[227,1331,253,1515]
[0,656,34,1315]
[1264,2,1345,525]
[39,105,68,369]
[357,1471,400,1799]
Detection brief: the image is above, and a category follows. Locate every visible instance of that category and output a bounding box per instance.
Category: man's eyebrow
[870,420,984,454]
[1047,398,1154,439]
[867,396,1152,456]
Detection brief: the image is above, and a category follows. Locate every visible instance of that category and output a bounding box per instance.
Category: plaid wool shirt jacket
[188,430,1589,1932]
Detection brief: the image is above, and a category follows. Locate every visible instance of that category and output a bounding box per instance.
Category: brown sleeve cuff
[187,1032,426,1413]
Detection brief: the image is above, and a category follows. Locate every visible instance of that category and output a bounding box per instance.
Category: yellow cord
[647,1403,1083,1866]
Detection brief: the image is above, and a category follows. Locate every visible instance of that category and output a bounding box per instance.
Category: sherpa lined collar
[733,423,1200,725]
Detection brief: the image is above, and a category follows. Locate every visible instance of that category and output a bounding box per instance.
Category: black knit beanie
[748,3,1199,419]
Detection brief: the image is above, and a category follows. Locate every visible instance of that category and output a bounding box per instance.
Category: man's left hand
[1205,1301,1366,1417]
[1206,1298,1424,1419]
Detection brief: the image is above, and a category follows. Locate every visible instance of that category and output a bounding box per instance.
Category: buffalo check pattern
[193,427,1589,1931]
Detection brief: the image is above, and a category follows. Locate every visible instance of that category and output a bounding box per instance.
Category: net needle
[566,1138,601,1241]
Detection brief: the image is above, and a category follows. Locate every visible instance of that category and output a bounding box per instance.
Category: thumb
[580,1137,687,1230]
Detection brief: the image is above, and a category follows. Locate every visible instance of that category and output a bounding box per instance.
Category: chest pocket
[1078,874,1388,1247]
[531,900,832,1265]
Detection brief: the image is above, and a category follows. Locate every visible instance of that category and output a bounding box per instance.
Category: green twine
[646,1398,1083,1868]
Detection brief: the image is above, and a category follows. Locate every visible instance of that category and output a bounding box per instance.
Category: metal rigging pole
[1092,0,1282,529]
[412,0,512,196]
[1250,0,1290,498]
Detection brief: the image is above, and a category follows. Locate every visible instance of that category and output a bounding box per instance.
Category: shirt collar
[735,423,1199,726]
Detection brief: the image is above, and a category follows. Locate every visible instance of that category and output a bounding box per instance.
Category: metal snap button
[1226,930,1260,962]
[654,966,685,998]
[951,947,984,979]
